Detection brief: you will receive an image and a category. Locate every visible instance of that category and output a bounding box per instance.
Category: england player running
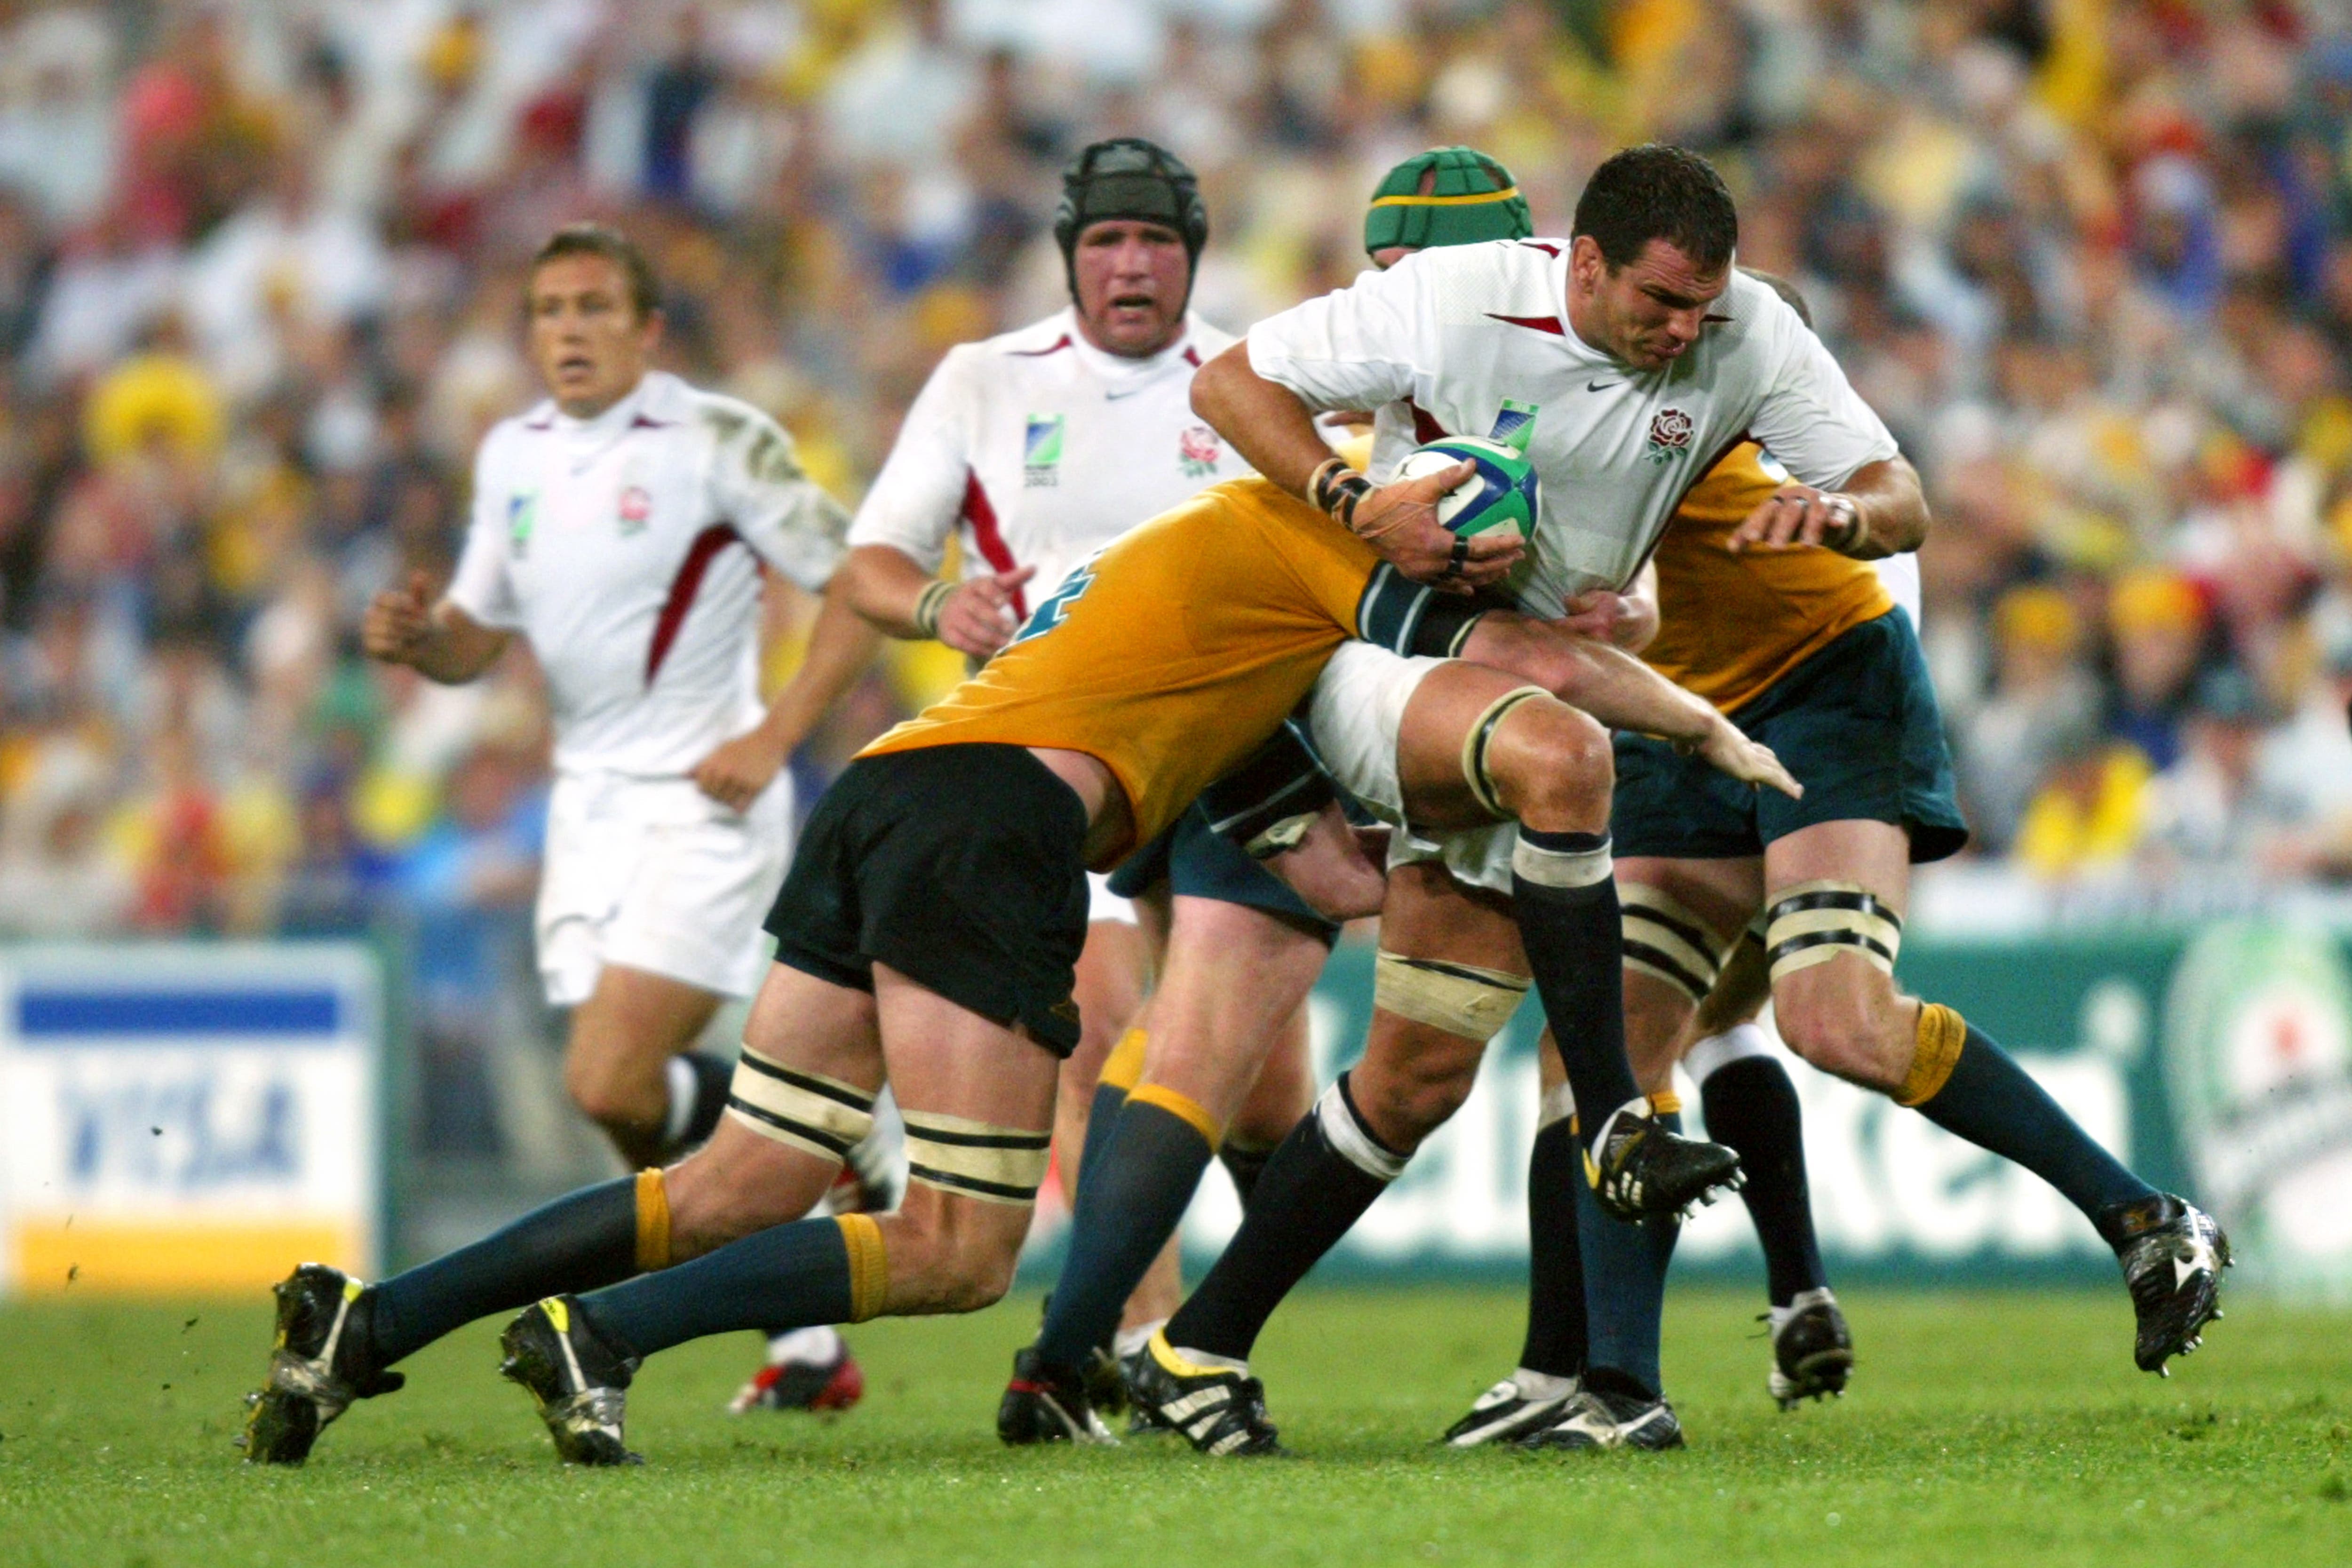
[359,223,876,1409]
[239,448,1789,1465]
[836,139,1341,1418]
[1130,144,2225,1457]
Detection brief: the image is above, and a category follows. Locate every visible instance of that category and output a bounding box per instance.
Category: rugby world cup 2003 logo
[1646,407,1694,464]
[2165,922,2352,1292]
[1024,414,1064,488]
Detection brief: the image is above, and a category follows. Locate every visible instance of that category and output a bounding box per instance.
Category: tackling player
[238,442,1793,1463]
[1133,144,2225,1457]
[835,138,1341,1417]
[359,223,878,1412]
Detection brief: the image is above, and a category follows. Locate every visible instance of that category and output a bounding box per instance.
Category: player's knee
[1497,704,1612,823]
[564,1052,657,1132]
[1773,982,1899,1085]
[1356,1026,1484,1146]
[885,1210,1021,1313]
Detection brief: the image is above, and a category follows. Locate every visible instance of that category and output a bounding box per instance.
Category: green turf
[1,1285,2346,1568]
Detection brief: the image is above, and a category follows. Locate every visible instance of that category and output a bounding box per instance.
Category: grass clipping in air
[0,1285,2346,1568]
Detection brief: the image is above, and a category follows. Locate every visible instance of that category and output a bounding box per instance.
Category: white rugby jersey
[847,308,1245,620]
[447,371,848,777]
[1248,242,1900,612]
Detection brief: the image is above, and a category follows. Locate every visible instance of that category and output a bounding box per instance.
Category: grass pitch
[1,1285,2346,1568]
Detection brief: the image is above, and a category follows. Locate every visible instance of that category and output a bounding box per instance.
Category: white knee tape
[1620,885,1732,1006]
[1682,1020,1776,1085]
[1764,879,1902,980]
[901,1112,1051,1206]
[725,1048,876,1161]
[1316,1078,1408,1182]
[1374,950,1531,1043]
[1461,686,1549,819]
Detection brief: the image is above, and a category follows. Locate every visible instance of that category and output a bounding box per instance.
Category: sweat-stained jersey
[845,308,1244,620]
[447,371,847,777]
[1248,243,1899,614]
[1645,442,1897,712]
[859,478,1377,866]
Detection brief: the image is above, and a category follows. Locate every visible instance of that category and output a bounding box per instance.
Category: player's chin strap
[1762,879,1902,982]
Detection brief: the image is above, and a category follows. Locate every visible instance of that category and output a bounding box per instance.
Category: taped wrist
[902,1112,1052,1205]
[1764,880,1902,981]
[1621,884,1735,1006]
[1821,494,1864,553]
[1309,456,1372,529]
[1200,724,1338,859]
[1317,1074,1409,1181]
[1374,950,1530,1042]
[912,579,956,639]
[725,1045,877,1162]
[1462,686,1549,820]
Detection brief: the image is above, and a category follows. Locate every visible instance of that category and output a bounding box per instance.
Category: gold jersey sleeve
[1643,443,1893,714]
[859,478,1379,865]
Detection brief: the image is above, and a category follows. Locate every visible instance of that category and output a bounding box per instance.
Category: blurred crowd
[7,0,2352,1001]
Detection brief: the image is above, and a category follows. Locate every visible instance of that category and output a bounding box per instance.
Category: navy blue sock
[1517,1114,1586,1378]
[1511,831,1640,1141]
[369,1178,638,1367]
[1578,1111,1681,1402]
[579,1218,853,1360]
[1037,1097,1216,1374]
[1913,1022,2156,1220]
[1077,1081,1129,1193]
[1219,1142,1275,1209]
[1163,1076,1401,1362]
[1699,1056,1826,1307]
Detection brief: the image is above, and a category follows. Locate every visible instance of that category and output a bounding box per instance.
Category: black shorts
[1106,801,1341,946]
[763,744,1091,1056]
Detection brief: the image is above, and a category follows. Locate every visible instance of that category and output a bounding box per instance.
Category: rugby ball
[1394,436,1539,541]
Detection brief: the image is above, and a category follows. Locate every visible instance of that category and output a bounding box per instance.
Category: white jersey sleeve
[1245,260,1431,414]
[707,401,850,593]
[446,427,524,630]
[844,347,976,574]
[1742,290,1900,490]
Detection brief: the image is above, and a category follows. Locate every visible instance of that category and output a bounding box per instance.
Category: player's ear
[638,307,665,351]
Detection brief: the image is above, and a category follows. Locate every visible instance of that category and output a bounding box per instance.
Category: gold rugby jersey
[860,478,1378,865]
[1644,442,1893,714]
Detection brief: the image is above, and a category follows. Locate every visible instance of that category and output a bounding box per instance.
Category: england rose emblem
[1178,425,1223,478]
[1646,407,1694,463]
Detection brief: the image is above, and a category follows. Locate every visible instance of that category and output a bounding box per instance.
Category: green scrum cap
[1364,146,1533,255]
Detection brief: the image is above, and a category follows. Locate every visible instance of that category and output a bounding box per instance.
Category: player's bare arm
[691,577,881,812]
[1728,454,1928,559]
[840,543,1037,659]
[362,567,509,683]
[1189,342,1520,591]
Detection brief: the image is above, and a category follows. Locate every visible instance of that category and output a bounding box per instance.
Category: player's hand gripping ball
[1393,436,1539,542]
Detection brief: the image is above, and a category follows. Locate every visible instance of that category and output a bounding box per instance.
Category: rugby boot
[1519,1385,1685,1453]
[728,1328,864,1414]
[498,1296,641,1465]
[1587,1105,1744,1221]
[2098,1194,2230,1374]
[239,1264,404,1464]
[1766,1288,1854,1409]
[996,1346,1116,1445]
[1120,1345,1173,1436]
[1128,1332,1286,1457]
[1438,1374,1579,1448]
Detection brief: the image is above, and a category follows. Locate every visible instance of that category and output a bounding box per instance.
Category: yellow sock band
[634,1168,671,1272]
[1100,1027,1149,1093]
[836,1212,888,1323]
[1649,1090,1683,1116]
[1128,1082,1222,1147]
[1899,1002,1967,1106]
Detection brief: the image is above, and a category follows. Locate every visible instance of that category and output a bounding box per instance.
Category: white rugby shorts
[536,769,794,1008]
[1086,871,1137,926]
[1304,641,1518,896]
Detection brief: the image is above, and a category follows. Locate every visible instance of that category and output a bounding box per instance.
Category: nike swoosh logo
[1587,380,1621,392]
[1106,387,1146,400]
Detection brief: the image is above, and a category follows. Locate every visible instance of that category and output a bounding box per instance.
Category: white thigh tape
[1764,879,1902,980]
[725,1049,875,1160]
[1620,884,1731,1005]
[902,1112,1052,1205]
[1316,1079,1408,1182]
[1373,950,1531,1043]
[1510,833,1614,889]
[1682,1021,1776,1084]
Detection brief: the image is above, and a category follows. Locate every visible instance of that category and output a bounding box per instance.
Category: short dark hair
[1572,145,1738,273]
[528,223,661,320]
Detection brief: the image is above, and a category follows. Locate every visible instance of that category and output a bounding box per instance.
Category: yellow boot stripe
[1099,1027,1149,1093]
[1149,1329,1242,1379]
[1128,1082,1222,1147]
[1899,1003,1968,1106]
[1649,1090,1684,1117]
[836,1213,889,1323]
[634,1168,672,1272]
